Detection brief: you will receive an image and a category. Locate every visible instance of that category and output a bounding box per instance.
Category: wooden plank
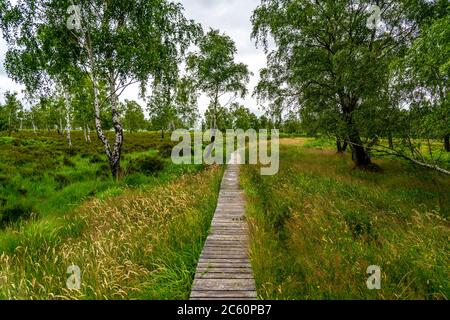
[195,273,254,280]
[196,267,253,273]
[209,230,247,234]
[211,220,246,224]
[210,225,247,228]
[204,241,248,246]
[203,246,248,251]
[210,226,247,230]
[200,254,248,261]
[207,235,247,241]
[200,255,249,261]
[203,240,247,244]
[198,258,250,264]
[197,262,251,268]
[201,249,248,254]
[190,291,257,299]
[202,246,248,251]
[191,298,256,301]
[201,252,248,257]
[201,250,248,255]
[210,228,247,232]
[192,279,255,291]
[210,223,247,227]
[204,242,248,247]
[201,251,248,256]
[190,160,256,300]
[210,224,247,228]
[209,231,247,235]
[201,247,247,252]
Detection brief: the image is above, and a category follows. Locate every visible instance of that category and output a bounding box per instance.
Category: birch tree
[251,0,422,168]
[187,29,250,141]
[0,0,201,177]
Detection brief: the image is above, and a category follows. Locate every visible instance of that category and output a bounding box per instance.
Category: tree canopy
[251,0,447,168]
[187,29,251,131]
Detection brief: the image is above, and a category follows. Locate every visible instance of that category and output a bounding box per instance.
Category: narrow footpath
[190,152,257,300]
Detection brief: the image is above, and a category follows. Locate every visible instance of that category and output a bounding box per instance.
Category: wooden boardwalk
[190,154,257,300]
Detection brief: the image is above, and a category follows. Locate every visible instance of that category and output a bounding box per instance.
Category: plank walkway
[190,152,257,300]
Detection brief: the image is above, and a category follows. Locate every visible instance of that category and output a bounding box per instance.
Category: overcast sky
[0,0,267,115]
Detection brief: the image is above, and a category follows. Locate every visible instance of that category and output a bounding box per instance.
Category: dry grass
[0,165,223,300]
[280,137,310,146]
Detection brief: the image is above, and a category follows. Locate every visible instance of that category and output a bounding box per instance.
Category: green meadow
[241,138,449,300]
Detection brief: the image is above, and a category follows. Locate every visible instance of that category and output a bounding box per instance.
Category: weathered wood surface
[190,156,257,300]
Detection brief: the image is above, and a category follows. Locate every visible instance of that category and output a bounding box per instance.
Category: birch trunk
[87,126,91,143]
[205,87,219,159]
[108,69,124,179]
[8,113,11,136]
[65,93,72,147]
[86,36,116,178]
[66,112,72,147]
[86,31,123,179]
[83,124,87,142]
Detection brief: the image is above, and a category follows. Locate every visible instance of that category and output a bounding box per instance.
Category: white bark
[108,69,124,178]
[87,126,91,142]
[83,124,88,142]
[65,93,72,147]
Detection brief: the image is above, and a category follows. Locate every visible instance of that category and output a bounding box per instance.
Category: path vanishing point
[190,151,257,300]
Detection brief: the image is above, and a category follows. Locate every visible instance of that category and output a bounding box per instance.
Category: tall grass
[0,130,225,299]
[0,165,223,299]
[0,131,177,228]
[241,139,449,300]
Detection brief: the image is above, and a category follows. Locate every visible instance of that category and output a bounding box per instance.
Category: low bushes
[127,156,165,175]
[0,131,176,226]
[0,203,37,228]
[157,142,176,158]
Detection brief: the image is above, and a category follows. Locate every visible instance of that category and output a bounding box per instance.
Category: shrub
[12,138,22,146]
[128,156,165,175]
[17,186,28,196]
[0,136,14,144]
[66,147,77,156]
[158,143,175,158]
[52,173,72,188]
[0,174,9,184]
[96,164,111,179]
[342,209,378,242]
[63,157,76,167]
[0,203,36,227]
[90,154,104,164]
